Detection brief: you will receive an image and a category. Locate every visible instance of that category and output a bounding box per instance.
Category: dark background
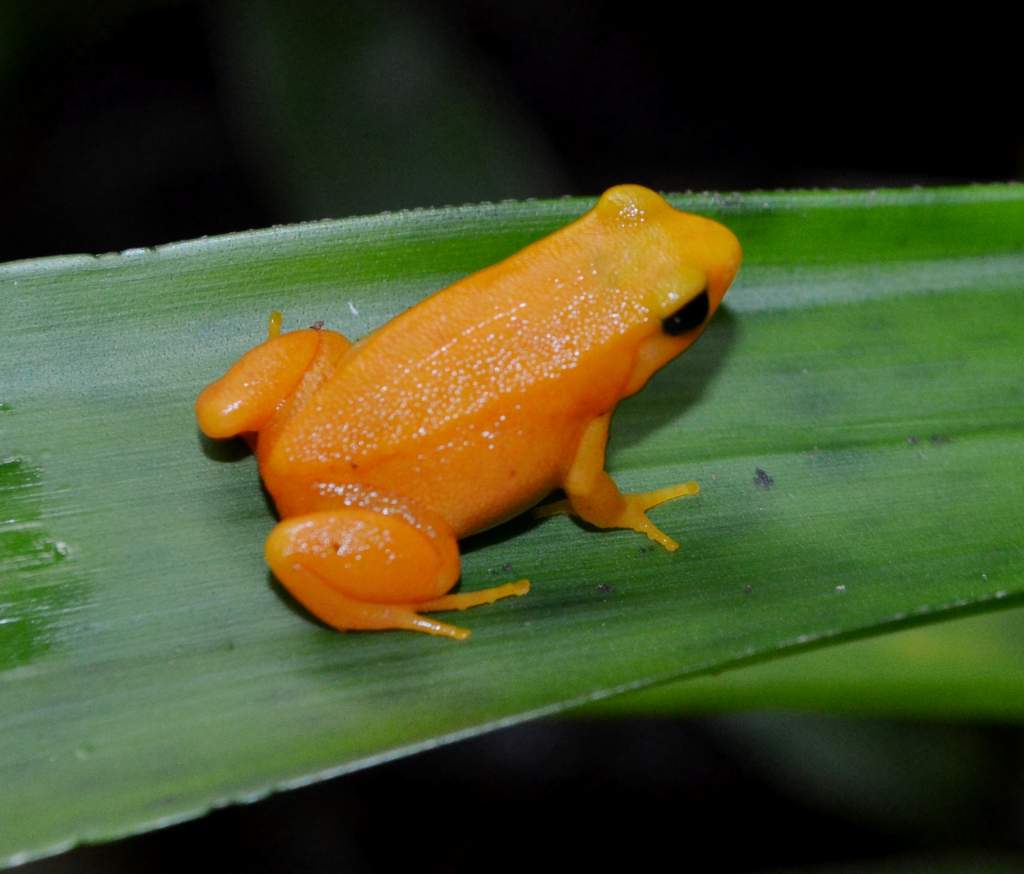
[6,2,1023,871]
[3,1,1021,263]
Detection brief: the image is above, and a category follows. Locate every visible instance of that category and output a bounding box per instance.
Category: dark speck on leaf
[906,435,919,445]
[929,434,951,446]
[743,584,753,594]
[0,402,11,412]
[753,468,774,490]
[596,583,614,595]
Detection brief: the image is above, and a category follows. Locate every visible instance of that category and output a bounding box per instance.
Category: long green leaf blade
[2,186,1022,865]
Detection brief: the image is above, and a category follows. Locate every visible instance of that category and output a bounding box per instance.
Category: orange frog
[196,185,741,640]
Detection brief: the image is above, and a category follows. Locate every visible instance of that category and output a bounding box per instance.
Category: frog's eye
[662,289,709,336]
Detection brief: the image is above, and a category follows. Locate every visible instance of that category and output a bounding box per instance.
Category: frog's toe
[417,579,530,612]
[633,480,700,509]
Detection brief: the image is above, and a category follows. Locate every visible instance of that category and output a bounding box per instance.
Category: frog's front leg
[265,492,529,640]
[536,413,699,552]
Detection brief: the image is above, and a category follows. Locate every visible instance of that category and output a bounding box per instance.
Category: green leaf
[2,185,1023,866]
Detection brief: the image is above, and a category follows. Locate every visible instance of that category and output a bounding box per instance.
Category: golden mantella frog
[196,185,742,640]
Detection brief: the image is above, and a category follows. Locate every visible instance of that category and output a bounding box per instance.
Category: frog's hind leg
[535,413,699,552]
[197,313,353,442]
[265,502,529,640]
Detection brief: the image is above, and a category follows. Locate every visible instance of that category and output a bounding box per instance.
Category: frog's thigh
[538,413,699,552]
[197,329,328,439]
[265,507,528,640]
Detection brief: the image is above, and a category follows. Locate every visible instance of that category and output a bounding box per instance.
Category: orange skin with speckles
[196,185,742,640]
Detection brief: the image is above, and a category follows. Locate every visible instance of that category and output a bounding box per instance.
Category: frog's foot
[265,508,528,640]
[417,580,530,612]
[540,413,701,552]
[617,481,700,551]
[535,480,699,552]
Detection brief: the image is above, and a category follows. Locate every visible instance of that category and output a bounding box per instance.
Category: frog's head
[595,184,742,395]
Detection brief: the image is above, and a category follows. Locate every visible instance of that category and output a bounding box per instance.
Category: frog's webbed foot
[265,498,529,640]
[535,413,699,552]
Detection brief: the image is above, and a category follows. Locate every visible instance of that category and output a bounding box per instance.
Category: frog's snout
[702,222,743,312]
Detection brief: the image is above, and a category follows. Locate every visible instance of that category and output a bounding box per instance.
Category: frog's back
[262,215,648,532]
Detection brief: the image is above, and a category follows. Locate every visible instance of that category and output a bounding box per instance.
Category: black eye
[662,289,709,336]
